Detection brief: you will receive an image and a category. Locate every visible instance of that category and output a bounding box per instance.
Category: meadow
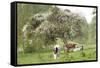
[17,44,96,64]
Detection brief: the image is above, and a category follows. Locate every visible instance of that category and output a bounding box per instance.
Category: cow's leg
[57,52,60,57]
[64,47,67,53]
[53,53,57,59]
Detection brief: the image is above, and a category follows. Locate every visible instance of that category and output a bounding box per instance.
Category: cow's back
[65,43,76,49]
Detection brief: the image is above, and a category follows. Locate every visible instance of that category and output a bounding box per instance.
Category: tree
[18,5,88,53]
[17,3,51,52]
[89,8,96,44]
[34,6,88,43]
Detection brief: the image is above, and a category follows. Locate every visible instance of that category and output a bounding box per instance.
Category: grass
[17,44,96,65]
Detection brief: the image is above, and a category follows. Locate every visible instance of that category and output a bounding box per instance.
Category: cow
[53,45,60,59]
[64,43,77,52]
[64,43,83,53]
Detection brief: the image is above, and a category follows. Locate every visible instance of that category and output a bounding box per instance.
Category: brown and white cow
[64,43,77,52]
[64,43,83,53]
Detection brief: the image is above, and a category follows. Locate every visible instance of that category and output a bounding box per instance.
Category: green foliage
[17,3,96,54]
[88,9,96,44]
[17,3,51,49]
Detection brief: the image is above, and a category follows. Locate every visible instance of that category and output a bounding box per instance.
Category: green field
[17,44,96,65]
